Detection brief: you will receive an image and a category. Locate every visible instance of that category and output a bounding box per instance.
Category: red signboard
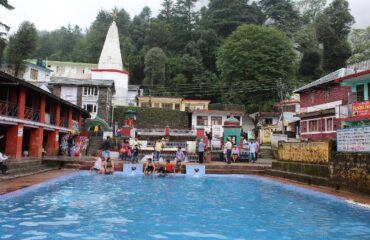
[352,101,370,116]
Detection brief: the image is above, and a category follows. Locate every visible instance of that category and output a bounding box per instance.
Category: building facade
[137,96,210,112]
[0,72,90,159]
[48,78,114,123]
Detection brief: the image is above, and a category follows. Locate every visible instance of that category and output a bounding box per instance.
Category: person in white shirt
[0,151,9,174]
[231,146,240,163]
[225,138,233,164]
[90,152,104,174]
[248,140,257,163]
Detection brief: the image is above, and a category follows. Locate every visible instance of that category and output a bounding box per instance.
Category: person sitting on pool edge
[165,159,175,173]
[90,151,104,174]
[144,158,155,175]
[104,157,114,175]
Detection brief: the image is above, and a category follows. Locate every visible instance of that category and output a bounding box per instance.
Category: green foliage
[297,0,326,24]
[217,24,296,110]
[315,0,354,72]
[206,0,265,38]
[6,21,38,76]
[0,0,14,31]
[347,27,370,64]
[114,106,189,129]
[144,47,168,86]
[260,0,301,37]
[298,49,322,81]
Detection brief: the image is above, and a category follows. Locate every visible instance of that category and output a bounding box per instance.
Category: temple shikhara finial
[112,7,118,21]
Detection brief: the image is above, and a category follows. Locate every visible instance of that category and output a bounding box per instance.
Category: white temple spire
[98,21,123,70]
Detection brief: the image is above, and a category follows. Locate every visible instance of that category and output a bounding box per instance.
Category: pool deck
[0,168,369,206]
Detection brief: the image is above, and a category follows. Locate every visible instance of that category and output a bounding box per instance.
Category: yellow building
[137,96,210,112]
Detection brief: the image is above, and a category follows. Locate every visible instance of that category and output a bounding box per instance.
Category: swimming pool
[1,172,369,240]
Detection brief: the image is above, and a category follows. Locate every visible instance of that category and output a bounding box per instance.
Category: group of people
[224,138,259,164]
[90,151,115,174]
[118,137,141,162]
[144,146,185,174]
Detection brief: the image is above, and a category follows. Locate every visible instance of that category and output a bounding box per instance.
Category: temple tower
[91,17,129,106]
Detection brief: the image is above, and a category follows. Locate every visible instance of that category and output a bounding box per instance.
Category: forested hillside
[2,0,365,111]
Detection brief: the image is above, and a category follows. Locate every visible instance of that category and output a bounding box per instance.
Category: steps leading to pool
[0,159,59,181]
[205,164,269,175]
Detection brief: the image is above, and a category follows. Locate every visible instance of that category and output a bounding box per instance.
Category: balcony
[59,117,69,128]
[24,107,40,121]
[0,100,18,118]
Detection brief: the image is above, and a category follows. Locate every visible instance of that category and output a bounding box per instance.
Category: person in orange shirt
[165,159,175,173]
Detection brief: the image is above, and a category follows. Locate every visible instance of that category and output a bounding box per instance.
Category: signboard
[18,128,23,137]
[352,101,370,116]
[337,126,370,152]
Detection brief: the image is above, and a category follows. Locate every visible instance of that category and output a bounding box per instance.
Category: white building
[190,109,245,138]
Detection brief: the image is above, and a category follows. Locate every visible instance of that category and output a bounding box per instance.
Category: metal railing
[59,117,69,128]
[0,100,18,117]
[24,107,40,121]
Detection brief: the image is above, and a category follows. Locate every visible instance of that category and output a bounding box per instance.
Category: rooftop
[0,71,90,118]
[294,59,370,93]
[49,77,114,87]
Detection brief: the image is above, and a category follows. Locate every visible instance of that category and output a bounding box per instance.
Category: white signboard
[18,128,23,137]
[337,126,370,152]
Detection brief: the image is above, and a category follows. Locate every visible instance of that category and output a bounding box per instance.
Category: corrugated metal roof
[49,78,114,87]
[295,59,370,93]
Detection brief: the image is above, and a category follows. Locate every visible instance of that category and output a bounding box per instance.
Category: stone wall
[278,141,331,163]
[330,153,370,194]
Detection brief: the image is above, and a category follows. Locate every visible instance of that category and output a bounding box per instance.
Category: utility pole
[277,78,286,135]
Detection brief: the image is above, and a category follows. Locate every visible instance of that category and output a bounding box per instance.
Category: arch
[85,117,110,131]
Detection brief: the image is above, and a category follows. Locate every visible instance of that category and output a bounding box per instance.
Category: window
[356,85,364,102]
[83,104,97,113]
[325,87,331,100]
[326,118,333,131]
[310,92,315,104]
[56,66,65,75]
[308,120,318,132]
[197,116,208,126]
[211,116,222,125]
[141,102,150,108]
[30,68,38,80]
[282,105,296,112]
[83,87,98,96]
[162,103,173,109]
[265,118,273,125]
[175,104,180,110]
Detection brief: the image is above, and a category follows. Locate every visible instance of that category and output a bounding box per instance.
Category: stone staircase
[206,163,270,175]
[265,161,330,186]
[258,145,274,159]
[87,136,103,155]
[0,158,58,181]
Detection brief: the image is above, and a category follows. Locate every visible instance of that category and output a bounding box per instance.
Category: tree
[217,24,296,109]
[6,21,38,76]
[0,0,14,32]
[144,47,168,86]
[206,0,264,38]
[315,0,354,72]
[297,0,326,24]
[347,27,370,64]
[0,0,14,61]
[260,0,301,37]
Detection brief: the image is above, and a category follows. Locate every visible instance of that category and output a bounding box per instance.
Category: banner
[337,126,370,152]
[352,101,370,116]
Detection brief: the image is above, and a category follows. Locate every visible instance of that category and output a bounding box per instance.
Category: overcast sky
[0,0,368,33]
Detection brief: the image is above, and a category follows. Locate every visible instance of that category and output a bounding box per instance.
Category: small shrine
[223,117,242,146]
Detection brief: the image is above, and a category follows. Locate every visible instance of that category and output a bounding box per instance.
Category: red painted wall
[299,83,351,108]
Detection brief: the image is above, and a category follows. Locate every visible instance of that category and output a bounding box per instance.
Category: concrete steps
[0,159,58,181]
[87,136,103,155]
[265,169,330,186]
[205,163,269,175]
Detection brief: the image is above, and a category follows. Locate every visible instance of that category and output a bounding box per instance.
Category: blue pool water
[1,172,370,240]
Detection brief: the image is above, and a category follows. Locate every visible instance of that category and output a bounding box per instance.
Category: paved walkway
[0,170,74,195]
